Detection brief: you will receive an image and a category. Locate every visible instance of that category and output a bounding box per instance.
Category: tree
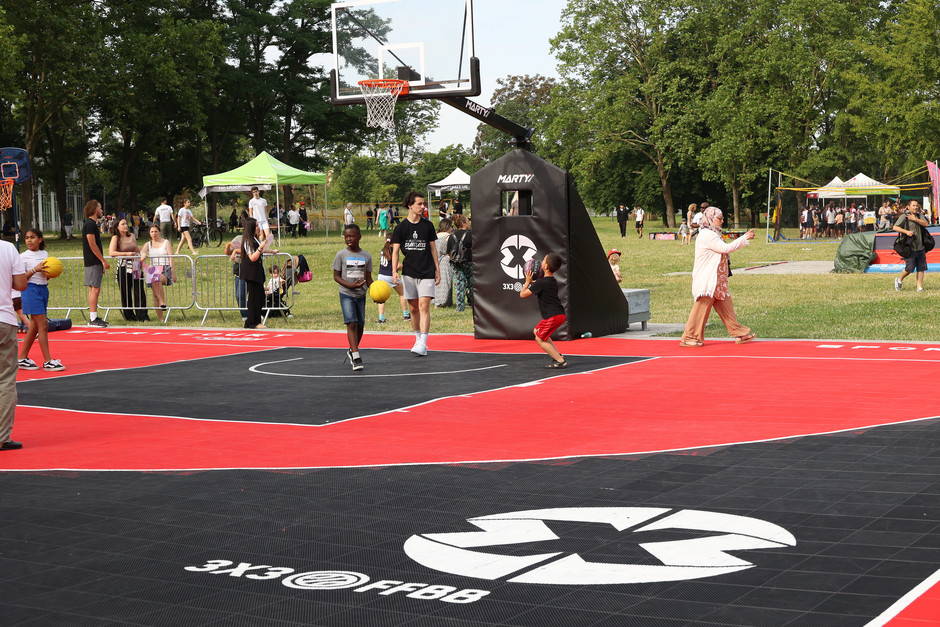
[3,0,98,227]
[549,0,696,227]
[331,155,383,203]
[366,98,441,164]
[415,144,479,189]
[842,0,940,176]
[473,74,556,162]
[97,0,222,212]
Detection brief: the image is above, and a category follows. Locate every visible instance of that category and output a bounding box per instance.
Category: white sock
[352,351,360,359]
[420,333,428,344]
[90,313,98,321]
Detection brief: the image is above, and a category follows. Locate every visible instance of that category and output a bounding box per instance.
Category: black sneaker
[344,349,352,365]
[352,356,363,371]
[89,318,109,328]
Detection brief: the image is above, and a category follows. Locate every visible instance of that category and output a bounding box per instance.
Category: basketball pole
[12,183,20,252]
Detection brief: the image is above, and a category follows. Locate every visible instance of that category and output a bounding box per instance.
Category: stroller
[264,261,293,318]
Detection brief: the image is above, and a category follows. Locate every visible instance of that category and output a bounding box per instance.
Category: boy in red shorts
[520,252,567,368]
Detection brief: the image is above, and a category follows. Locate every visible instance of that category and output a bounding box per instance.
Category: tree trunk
[731,171,742,229]
[655,152,676,228]
[44,125,69,237]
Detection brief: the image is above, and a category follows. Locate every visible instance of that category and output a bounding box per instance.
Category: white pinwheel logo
[403,507,795,585]
[499,235,538,279]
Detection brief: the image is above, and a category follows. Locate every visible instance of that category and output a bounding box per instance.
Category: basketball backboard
[330,0,479,105]
[0,147,31,184]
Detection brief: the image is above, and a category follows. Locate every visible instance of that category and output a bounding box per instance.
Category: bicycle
[191,223,224,248]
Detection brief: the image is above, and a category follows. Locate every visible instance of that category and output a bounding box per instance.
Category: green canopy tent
[200,151,328,245]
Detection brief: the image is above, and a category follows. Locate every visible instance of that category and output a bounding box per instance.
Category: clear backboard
[330,0,479,105]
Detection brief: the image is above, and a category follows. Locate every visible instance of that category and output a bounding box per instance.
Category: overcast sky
[424,0,568,152]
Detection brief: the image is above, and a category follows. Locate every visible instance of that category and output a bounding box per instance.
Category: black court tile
[1,419,939,626]
[17,348,647,425]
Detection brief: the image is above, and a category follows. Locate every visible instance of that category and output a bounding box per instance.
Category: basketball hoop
[358,79,409,130]
[0,179,14,211]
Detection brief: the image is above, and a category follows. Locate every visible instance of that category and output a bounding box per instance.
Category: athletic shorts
[535,314,566,341]
[339,293,366,326]
[378,274,399,287]
[84,264,104,288]
[636,221,643,228]
[906,249,927,273]
[179,226,190,233]
[21,283,49,316]
[402,275,435,300]
[12,296,21,311]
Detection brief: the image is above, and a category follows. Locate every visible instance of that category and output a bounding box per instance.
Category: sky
[423,0,569,152]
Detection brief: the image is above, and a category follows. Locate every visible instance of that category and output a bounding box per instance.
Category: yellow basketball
[42,256,64,279]
[369,280,392,303]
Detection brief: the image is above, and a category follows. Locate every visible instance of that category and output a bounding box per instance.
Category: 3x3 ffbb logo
[183,559,489,604]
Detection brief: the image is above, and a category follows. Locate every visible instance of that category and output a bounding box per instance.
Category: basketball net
[0,179,14,211]
[358,79,408,131]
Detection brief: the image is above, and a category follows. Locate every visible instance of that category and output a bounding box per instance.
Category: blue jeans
[234,277,248,319]
[339,293,366,326]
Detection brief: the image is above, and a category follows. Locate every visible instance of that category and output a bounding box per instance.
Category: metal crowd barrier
[48,255,195,324]
[193,253,294,325]
[46,253,293,326]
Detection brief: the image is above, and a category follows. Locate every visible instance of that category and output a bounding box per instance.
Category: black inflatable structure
[471,149,630,340]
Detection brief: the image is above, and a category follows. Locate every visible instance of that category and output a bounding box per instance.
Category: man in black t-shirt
[391,191,440,356]
[82,200,110,327]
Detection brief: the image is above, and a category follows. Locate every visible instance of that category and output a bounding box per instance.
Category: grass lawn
[26,219,934,342]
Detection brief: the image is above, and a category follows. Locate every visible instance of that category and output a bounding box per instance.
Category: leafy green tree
[549,0,696,227]
[415,144,479,189]
[331,155,383,203]
[373,161,415,204]
[97,0,222,212]
[473,74,556,162]
[842,0,940,177]
[2,0,99,227]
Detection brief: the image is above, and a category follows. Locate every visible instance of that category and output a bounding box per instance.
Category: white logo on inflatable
[499,235,538,280]
[403,507,795,585]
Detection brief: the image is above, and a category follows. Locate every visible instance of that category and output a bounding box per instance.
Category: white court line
[248,357,508,378]
[865,568,940,626]
[15,346,290,384]
[16,357,654,430]
[7,413,940,473]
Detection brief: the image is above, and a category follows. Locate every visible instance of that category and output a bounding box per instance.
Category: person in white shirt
[154,197,175,243]
[287,207,300,237]
[344,203,355,226]
[175,199,202,255]
[248,187,271,240]
[0,238,27,451]
[634,206,645,238]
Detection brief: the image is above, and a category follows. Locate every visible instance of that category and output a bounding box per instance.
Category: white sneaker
[895,278,902,291]
[43,359,65,372]
[411,339,427,356]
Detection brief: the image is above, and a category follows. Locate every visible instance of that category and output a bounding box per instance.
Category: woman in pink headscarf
[679,206,756,347]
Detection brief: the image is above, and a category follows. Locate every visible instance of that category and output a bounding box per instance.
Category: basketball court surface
[1,327,939,626]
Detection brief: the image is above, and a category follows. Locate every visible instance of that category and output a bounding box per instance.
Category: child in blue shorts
[333,224,373,371]
[18,229,64,371]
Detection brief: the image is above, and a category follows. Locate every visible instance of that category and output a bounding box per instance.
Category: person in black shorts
[520,252,567,368]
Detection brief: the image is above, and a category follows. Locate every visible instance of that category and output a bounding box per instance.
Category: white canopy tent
[807,176,848,199]
[806,173,900,202]
[427,167,471,197]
